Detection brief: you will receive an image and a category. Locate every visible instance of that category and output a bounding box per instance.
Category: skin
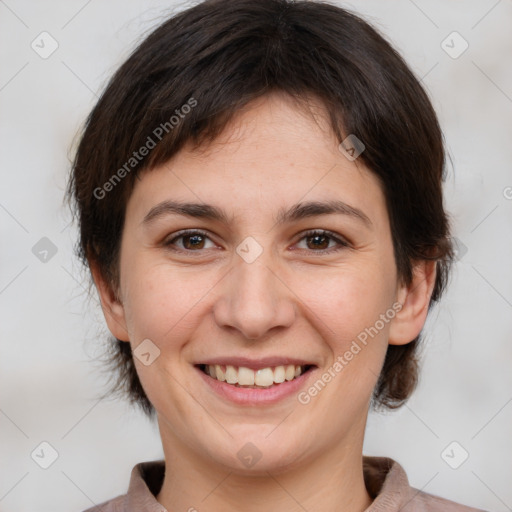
[93,91,436,512]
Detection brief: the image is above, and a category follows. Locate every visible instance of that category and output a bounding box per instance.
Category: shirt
[83,456,488,512]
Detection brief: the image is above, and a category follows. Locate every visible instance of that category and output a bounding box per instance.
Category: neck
[156,422,373,512]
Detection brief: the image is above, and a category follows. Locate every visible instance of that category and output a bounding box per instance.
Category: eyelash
[164,229,350,255]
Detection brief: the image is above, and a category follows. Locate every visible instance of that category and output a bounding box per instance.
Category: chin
[206,429,310,475]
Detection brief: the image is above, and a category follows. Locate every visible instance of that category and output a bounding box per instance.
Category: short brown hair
[67,0,453,417]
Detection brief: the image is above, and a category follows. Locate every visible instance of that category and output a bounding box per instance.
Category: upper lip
[195,357,317,370]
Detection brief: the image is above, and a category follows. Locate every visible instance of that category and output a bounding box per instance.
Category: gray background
[1,1,511,510]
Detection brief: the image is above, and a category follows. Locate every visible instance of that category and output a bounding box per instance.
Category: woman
[67,0,486,510]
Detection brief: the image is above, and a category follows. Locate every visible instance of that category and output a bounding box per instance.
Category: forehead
[126,93,388,230]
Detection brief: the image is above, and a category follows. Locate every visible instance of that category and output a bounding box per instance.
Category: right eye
[164,230,217,252]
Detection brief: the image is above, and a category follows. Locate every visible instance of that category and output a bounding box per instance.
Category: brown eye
[165,230,215,252]
[295,230,349,253]
[305,233,331,250]
[182,234,206,250]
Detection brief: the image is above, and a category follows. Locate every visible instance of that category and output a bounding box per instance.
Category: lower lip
[195,366,317,405]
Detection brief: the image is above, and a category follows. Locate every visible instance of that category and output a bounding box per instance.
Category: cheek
[121,259,218,343]
[295,259,396,343]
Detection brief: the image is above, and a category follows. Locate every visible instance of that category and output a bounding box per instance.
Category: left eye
[294,230,349,252]
[164,229,348,253]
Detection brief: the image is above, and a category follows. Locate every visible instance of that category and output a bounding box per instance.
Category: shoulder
[363,456,488,512]
[407,489,489,512]
[82,494,126,512]
[80,459,165,512]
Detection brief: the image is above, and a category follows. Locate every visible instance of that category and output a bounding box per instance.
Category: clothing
[83,456,487,512]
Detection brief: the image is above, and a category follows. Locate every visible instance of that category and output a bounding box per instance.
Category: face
[98,92,433,475]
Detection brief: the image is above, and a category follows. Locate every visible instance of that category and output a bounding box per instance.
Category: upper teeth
[205,364,305,387]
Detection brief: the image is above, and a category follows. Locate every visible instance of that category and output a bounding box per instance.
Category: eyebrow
[142,199,372,228]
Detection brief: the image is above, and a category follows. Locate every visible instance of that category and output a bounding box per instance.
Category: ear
[388,260,437,346]
[90,261,130,342]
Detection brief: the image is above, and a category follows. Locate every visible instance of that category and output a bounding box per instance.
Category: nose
[213,251,296,340]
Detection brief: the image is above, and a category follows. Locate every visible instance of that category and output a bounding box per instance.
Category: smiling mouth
[197,364,315,388]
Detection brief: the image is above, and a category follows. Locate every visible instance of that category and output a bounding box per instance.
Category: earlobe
[388,260,437,346]
[90,262,130,342]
